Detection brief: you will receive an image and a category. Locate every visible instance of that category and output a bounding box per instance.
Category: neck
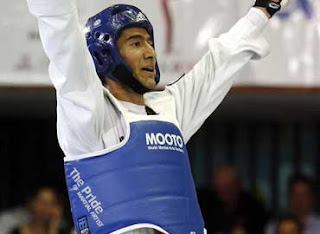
[106,79,144,105]
[24,220,47,233]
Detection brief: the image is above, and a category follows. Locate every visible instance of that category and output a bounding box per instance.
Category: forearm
[218,8,269,51]
[255,7,272,19]
[27,0,75,16]
[168,8,270,142]
[27,0,103,96]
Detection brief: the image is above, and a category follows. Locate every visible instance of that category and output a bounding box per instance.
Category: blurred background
[0,0,320,233]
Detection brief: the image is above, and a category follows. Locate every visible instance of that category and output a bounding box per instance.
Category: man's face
[289,181,313,215]
[30,188,60,223]
[277,220,301,234]
[212,167,240,203]
[117,27,157,90]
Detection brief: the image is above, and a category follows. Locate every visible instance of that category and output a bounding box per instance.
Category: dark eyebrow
[126,34,151,41]
[126,35,143,41]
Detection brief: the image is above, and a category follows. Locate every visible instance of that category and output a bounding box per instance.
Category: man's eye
[132,42,140,47]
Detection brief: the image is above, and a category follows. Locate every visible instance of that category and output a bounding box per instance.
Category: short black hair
[288,174,315,194]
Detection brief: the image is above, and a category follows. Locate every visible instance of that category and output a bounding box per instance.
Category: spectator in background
[265,174,320,234]
[276,215,303,234]
[198,164,269,234]
[0,206,30,234]
[231,221,249,234]
[10,187,72,234]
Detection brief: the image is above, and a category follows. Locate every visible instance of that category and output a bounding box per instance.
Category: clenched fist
[254,0,282,18]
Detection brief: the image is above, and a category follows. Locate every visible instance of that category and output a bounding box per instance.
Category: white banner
[0,0,319,86]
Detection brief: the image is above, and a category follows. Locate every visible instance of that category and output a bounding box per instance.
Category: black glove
[254,0,282,17]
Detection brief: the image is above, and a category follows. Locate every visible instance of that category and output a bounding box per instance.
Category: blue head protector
[85,4,160,94]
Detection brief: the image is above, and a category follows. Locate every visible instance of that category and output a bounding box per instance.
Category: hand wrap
[254,0,282,17]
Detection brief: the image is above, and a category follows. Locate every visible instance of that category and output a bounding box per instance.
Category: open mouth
[141,67,154,73]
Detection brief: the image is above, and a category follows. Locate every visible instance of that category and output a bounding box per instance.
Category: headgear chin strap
[85,4,160,94]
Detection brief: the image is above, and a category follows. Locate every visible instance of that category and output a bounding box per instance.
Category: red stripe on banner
[160,0,173,54]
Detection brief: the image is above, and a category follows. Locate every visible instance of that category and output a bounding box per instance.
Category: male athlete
[27,0,281,233]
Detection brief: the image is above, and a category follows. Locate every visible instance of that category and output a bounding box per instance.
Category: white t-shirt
[27,0,270,233]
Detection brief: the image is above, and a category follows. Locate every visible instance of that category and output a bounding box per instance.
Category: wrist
[254,6,272,19]
[253,0,282,18]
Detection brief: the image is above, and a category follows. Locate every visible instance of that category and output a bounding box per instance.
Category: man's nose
[144,43,156,60]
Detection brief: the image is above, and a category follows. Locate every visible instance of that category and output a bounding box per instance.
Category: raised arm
[27,0,103,95]
[27,0,112,156]
[166,7,271,142]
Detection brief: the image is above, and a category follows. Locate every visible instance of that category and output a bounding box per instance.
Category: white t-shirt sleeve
[165,8,270,142]
[27,0,123,157]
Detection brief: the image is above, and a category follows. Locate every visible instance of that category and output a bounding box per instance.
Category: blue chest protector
[65,120,204,234]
